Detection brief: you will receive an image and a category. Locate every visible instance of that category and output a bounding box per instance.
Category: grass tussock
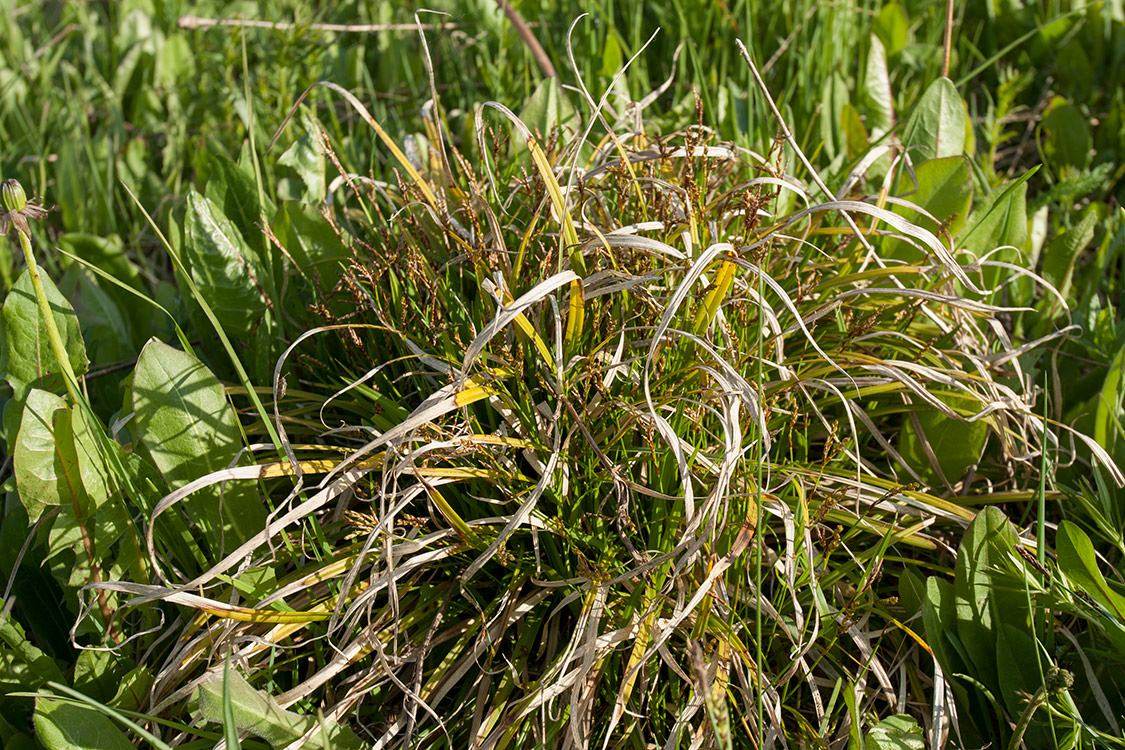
[83,60,1124,748]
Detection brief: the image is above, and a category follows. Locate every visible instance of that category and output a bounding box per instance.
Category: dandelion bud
[1,179,27,213]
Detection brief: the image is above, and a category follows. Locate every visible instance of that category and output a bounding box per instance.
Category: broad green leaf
[0,269,89,401]
[1039,96,1091,175]
[271,202,349,273]
[57,234,147,317]
[1095,344,1125,455]
[514,77,580,153]
[72,651,119,705]
[862,34,894,137]
[69,408,111,510]
[132,339,265,549]
[961,98,976,158]
[885,157,973,261]
[13,387,110,526]
[183,191,269,339]
[155,33,192,87]
[995,622,1041,719]
[1041,204,1097,298]
[108,666,153,713]
[46,501,129,574]
[204,151,265,249]
[866,714,924,750]
[0,598,65,691]
[277,110,326,205]
[1057,520,1125,621]
[118,449,204,573]
[873,2,909,57]
[601,30,623,78]
[952,507,1026,699]
[897,566,926,620]
[959,170,1033,292]
[196,669,363,750]
[34,698,134,750]
[12,390,71,521]
[841,103,869,163]
[59,266,133,365]
[4,733,37,750]
[901,77,965,160]
[921,576,963,679]
[898,400,988,489]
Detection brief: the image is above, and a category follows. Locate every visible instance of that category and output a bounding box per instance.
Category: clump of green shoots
[96,81,1124,747]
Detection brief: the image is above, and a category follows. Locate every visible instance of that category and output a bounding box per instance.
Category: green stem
[18,227,81,404]
[1008,667,1073,750]
[1008,686,1048,750]
[17,226,118,641]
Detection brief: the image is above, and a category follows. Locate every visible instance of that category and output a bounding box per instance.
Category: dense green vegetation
[1,0,1124,747]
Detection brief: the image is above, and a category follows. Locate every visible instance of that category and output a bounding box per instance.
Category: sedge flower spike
[0,178,48,236]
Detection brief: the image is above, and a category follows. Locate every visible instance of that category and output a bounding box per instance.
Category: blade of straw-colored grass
[88,581,335,623]
[600,585,658,750]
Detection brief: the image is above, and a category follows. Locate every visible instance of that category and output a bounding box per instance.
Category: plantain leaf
[873,2,909,57]
[1057,520,1125,621]
[278,110,326,205]
[885,156,973,261]
[132,339,264,551]
[952,507,1027,700]
[898,399,988,490]
[58,234,149,345]
[959,170,1034,292]
[866,714,924,750]
[1095,343,1125,457]
[271,201,348,273]
[1038,96,1091,175]
[901,77,966,160]
[862,33,895,138]
[841,102,870,163]
[183,191,268,339]
[1040,204,1097,316]
[196,669,363,750]
[0,598,65,691]
[12,390,71,522]
[0,270,89,402]
[34,698,134,750]
[204,151,264,249]
[513,77,580,155]
[995,622,1041,720]
[921,576,963,679]
[820,72,849,161]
